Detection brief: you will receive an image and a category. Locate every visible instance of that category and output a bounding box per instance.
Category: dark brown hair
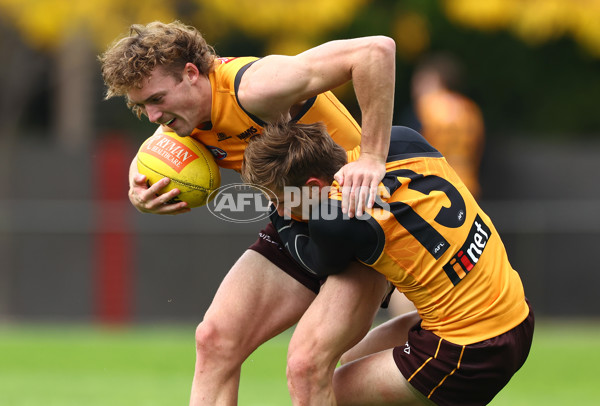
[241,121,347,192]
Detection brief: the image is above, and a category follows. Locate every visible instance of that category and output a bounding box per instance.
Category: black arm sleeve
[269,203,380,277]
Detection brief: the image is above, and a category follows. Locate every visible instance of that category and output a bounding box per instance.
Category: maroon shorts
[393,301,534,406]
[248,222,324,294]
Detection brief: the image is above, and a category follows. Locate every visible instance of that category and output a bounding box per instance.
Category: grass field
[1,319,599,405]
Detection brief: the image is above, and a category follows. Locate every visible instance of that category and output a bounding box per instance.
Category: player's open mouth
[165,118,175,126]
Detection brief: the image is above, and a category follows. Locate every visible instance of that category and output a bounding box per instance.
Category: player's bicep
[286,36,393,100]
[239,53,350,118]
[238,56,306,115]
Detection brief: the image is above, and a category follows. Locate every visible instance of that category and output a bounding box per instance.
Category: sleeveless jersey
[190,57,361,171]
[335,142,528,345]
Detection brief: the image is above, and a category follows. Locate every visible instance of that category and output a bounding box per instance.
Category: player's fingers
[129,184,149,208]
[346,185,357,218]
[131,178,175,212]
[156,188,182,206]
[146,177,171,195]
[334,168,344,186]
[348,172,367,218]
[367,180,379,209]
[340,183,351,214]
[355,185,370,217]
[140,191,187,214]
[131,178,161,205]
[143,188,180,211]
[132,173,147,185]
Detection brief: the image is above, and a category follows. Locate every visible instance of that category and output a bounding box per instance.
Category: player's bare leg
[334,349,435,406]
[286,263,389,406]
[387,290,416,317]
[190,250,315,406]
[340,309,421,365]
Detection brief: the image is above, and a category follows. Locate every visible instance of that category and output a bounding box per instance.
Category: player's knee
[194,319,235,358]
[195,320,216,354]
[287,352,318,385]
[287,346,328,387]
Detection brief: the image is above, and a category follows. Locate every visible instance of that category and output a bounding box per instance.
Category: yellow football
[137,131,221,208]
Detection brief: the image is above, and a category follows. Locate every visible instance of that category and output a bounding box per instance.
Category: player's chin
[178,129,195,138]
[171,126,190,137]
[166,120,190,137]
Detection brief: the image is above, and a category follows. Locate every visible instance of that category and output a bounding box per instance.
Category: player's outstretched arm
[128,155,190,215]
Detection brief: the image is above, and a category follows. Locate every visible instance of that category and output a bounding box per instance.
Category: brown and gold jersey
[273,126,528,346]
[353,157,525,344]
[191,57,361,171]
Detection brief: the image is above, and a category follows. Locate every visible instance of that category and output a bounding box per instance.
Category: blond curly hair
[99,21,217,105]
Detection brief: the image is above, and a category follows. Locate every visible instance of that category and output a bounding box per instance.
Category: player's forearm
[359,106,394,162]
[353,37,396,161]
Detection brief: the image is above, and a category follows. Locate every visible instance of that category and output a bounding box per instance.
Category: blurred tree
[191,0,368,55]
[327,0,600,137]
[443,0,600,57]
[0,0,178,149]
[437,0,600,136]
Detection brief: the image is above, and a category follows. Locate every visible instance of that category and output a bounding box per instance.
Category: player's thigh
[334,349,434,406]
[342,310,421,365]
[290,262,388,361]
[204,249,316,348]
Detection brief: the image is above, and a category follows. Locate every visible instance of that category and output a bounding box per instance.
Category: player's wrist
[358,148,387,162]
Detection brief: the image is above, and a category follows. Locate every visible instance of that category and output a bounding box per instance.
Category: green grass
[490,320,600,406]
[0,320,599,405]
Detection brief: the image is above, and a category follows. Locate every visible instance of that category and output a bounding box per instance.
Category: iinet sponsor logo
[443,214,492,286]
[145,134,198,173]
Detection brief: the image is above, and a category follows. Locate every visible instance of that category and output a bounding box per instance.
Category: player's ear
[183,62,200,82]
[305,177,327,188]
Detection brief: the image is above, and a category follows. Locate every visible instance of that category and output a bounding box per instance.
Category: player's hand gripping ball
[137,132,221,208]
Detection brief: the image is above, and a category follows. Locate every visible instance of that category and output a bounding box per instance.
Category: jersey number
[377,169,466,260]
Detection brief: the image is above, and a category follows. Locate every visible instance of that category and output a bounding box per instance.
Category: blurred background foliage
[0,0,599,145]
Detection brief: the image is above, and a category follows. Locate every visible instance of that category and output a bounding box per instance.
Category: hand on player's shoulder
[334,158,386,218]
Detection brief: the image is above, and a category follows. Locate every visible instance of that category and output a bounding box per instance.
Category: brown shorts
[248,222,324,294]
[393,301,534,406]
